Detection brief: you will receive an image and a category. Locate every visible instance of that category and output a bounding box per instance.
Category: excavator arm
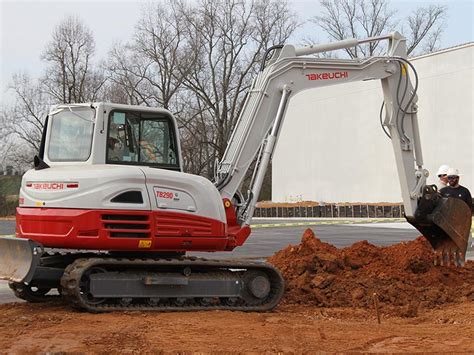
[216,32,471,265]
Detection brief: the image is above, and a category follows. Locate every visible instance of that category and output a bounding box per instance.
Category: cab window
[48,107,95,161]
[107,111,179,169]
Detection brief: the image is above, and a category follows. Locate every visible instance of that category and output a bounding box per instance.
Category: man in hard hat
[440,168,474,258]
[436,164,450,191]
[439,168,472,209]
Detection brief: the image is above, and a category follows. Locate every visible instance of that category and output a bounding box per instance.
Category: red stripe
[15,207,244,252]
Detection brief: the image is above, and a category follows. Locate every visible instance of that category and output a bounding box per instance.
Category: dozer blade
[407,185,472,266]
[0,236,43,283]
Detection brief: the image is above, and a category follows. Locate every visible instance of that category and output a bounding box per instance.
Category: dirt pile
[268,229,474,317]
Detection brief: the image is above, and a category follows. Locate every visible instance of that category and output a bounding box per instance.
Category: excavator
[0,32,471,311]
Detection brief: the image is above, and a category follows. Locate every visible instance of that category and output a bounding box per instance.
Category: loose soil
[269,229,474,317]
[0,302,472,353]
[0,229,473,353]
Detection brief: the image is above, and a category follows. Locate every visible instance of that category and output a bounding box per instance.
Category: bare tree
[106,42,154,105]
[178,0,298,175]
[134,1,199,109]
[406,5,446,54]
[106,1,197,109]
[41,16,106,103]
[179,111,216,174]
[1,15,106,170]
[313,0,447,57]
[0,73,49,167]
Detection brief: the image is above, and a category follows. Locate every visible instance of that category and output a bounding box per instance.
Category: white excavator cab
[39,103,183,171]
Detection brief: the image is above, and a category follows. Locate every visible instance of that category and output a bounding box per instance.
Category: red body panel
[16,207,251,252]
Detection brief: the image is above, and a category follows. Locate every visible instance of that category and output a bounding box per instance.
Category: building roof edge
[410,42,473,61]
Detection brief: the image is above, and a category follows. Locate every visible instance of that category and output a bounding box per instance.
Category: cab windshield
[107,110,179,169]
[48,107,95,161]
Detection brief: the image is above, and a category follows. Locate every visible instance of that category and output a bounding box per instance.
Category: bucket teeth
[455,250,465,267]
[440,250,447,266]
[434,248,465,267]
[438,250,449,267]
[433,251,440,266]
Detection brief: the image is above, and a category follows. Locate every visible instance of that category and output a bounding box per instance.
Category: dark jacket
[440,185,473,209]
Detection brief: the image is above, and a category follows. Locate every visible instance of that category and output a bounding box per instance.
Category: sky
[1,0,473,105]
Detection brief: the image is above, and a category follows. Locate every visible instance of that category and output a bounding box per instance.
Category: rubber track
[7,251,94,303]
[60,257,285,312]
[8,282,60,303]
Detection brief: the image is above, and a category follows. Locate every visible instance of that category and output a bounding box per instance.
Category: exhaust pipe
[407,185,472,266]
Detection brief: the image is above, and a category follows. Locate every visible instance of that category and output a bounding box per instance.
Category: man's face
[447,175,459,187]
[108,137,119,150]
[438,174,448,185]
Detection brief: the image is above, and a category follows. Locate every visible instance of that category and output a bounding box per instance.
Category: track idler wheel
[79,267,107,305]
[9,282,52,303]
[407,185,472,267]
[242,271,271,305]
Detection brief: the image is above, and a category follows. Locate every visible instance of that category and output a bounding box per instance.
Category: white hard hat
[446,167,460,177]
[436,164,449,176]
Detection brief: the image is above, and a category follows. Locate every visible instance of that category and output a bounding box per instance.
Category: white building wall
[272,44,473,203]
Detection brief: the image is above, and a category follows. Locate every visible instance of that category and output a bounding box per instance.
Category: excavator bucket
[407,185,472,266]
[0,236,43,283]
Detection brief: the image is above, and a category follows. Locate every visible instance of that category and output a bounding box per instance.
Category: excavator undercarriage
[6,245,284,311]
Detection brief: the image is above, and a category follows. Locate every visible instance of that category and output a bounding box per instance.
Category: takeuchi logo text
[29,183,65,190]
[306,71,348,80]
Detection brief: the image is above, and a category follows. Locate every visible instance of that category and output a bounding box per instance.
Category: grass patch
[0,175,21,216]
[0,175,22,195]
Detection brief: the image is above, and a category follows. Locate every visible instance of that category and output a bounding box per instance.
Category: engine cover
[15,165,244,252]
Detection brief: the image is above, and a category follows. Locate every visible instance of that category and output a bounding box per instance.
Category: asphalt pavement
[0,220,15,235]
